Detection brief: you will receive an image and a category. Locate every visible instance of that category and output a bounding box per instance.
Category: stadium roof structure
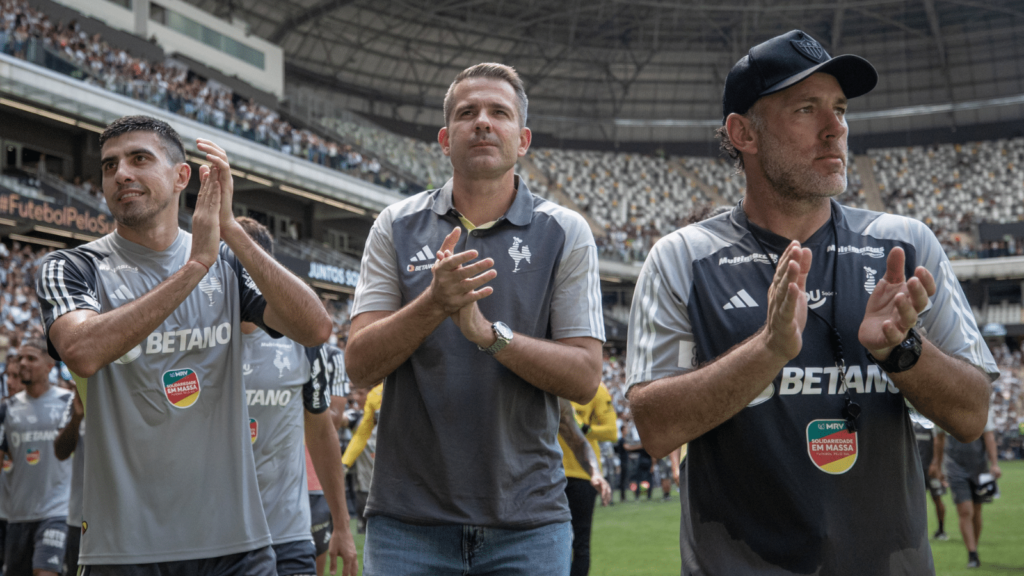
[184,0,1024,143]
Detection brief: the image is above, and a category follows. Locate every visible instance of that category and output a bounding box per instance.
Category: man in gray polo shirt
[0,339,73,576]
[347,63,605,575]
[35,116,332,575]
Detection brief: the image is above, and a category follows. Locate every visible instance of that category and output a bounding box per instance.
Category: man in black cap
[625,30,996,574]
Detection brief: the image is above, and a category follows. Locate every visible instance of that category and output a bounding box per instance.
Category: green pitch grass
[332,461,1023,575]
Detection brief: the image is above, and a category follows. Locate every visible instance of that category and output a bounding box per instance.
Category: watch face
[494,322,513,340]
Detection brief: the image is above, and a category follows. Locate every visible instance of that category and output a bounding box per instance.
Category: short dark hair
[443,63,528,128]
[19,338,53,361]
[236,216,274,256]
[100,115,186,165]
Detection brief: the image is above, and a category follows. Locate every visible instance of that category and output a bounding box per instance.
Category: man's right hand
[188,163,222,270]
[427,227,496,315]
[761,241,812,361]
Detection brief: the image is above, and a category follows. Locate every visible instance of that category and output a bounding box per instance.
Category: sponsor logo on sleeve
[25,448,40,465]
[677,340,698,369]
[806,419,858,474]
[250,418,258,444]
[163,368,201,408]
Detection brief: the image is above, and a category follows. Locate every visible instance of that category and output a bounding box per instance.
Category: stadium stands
[870,138,1024,258]
[0,0,410,192]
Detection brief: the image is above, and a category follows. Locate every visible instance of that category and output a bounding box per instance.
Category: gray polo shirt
[352,177,605,528]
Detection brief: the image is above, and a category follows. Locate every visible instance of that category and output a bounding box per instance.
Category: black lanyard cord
[747,211,861,432]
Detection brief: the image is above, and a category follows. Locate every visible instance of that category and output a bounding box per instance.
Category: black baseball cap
[722,30,877,122]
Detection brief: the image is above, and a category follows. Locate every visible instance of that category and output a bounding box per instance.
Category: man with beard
[625,31,995,575]
[0,339,73,576]
[35,115,332,574]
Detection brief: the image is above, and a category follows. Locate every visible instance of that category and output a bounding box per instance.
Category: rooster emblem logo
[198,274,223,306]
[274,350,291,378]
[508,237,531,273]
[864,267,877,295]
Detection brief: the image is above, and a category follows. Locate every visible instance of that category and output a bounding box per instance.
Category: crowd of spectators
[985,338,1024,459]
[0,0,412,193]
[0,241,49,366]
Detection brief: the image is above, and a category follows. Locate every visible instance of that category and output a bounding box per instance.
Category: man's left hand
[195,139,238,237]
[326,527,358,576]
[452,302,496,349]
[858,247,936,359]
[592,475,612,506]
[990,463,1002,480]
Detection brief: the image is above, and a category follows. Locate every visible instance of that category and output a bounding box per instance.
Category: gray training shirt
[626,201,998,575]
[37,230,275,564]
[352,177,605,528]
[243,328,330,545]
[0,386,73,522]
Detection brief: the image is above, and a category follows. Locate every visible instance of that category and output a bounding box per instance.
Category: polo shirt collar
[430,174,534,227]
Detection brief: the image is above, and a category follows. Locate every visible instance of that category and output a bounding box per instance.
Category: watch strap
[867,328,922,373]
[479,322,512,355]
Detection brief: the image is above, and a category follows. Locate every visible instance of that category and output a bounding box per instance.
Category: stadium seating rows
[0,0,410,193]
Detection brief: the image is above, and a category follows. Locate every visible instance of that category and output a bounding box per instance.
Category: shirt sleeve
[911,221,998,380]
[219,243,282,338]
[342,400,375,468]
[37,251,100,362]
[351,210,401,316]
[57,393,76,430]
[625,241,696,390]
[301,345,331,415]
[588,384,619,443]
[324,345,349,397]
[549,212,605,341]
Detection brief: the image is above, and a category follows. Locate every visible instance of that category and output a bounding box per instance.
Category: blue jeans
[363,515,572,576]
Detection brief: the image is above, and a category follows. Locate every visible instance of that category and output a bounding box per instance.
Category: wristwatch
[479,321,513,356]
[867,328,922,373]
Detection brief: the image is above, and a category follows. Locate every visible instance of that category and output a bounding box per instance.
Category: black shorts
[309,493,332,557]
[272,540,317,576]
[64,524,82,576]
[80,545,276,576]
[4,516,67,574]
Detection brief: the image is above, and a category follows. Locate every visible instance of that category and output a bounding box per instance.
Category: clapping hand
[858,247,935,359]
